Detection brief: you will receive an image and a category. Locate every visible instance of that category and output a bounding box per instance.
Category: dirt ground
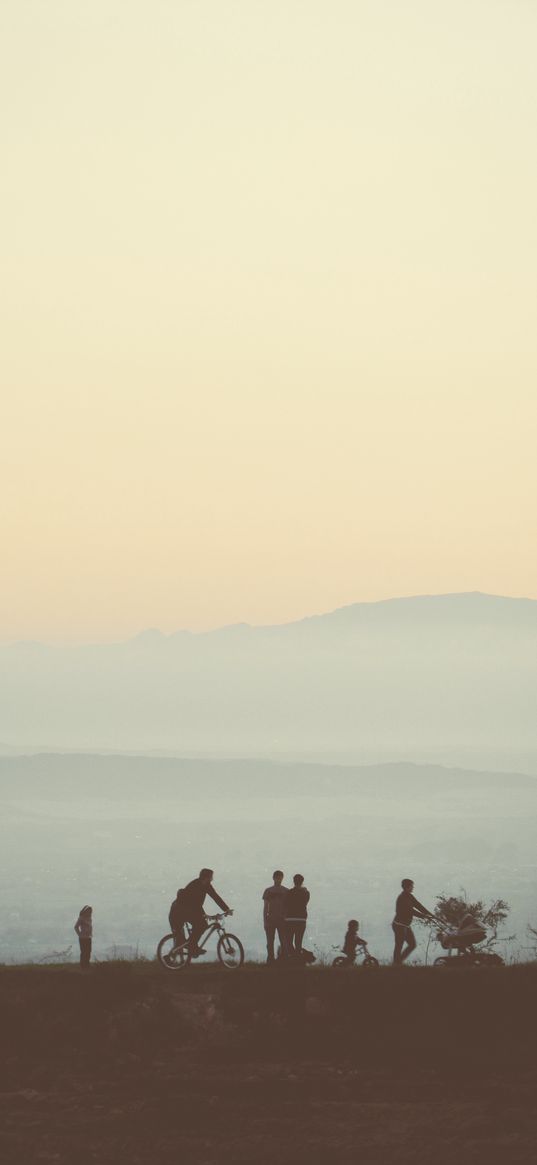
[3,1061,537,1164]
[1,963,537,1164]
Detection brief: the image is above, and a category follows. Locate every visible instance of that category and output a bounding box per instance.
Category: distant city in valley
[1,754,536,964]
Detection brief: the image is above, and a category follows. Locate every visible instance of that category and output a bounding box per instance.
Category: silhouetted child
[342,919,367,963]
[74,905,93,968]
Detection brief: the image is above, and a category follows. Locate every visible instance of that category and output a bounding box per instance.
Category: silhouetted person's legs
[393,923,416,964]
[188,913,207,951]
[79,938,91,968]
[283,921,294,957]
[265,921,278,962]
[393,923,404,964]
[290,921,306,955]
[402,927,417,961]
[267,921,288,959]
[275,921,286,958]
[173,923,186,947]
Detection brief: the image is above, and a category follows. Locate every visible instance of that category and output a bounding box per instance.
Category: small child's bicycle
[332,942,379,969]
[157,913,244,970]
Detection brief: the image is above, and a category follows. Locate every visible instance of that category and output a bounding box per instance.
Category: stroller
[432,915,504,968]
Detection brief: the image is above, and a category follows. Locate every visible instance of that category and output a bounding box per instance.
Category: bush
[430,890,511,949]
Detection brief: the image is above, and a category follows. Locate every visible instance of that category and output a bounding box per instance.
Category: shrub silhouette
[430,891,511,949]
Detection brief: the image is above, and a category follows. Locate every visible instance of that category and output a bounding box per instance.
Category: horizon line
[1,589,536,650]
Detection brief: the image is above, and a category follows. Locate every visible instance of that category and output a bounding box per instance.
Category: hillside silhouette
[1,592,536,762]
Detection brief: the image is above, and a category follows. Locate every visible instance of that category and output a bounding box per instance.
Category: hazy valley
[2,593,536,965]
[1,753,536,965]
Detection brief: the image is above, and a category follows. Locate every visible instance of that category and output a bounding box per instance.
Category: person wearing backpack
[177,869,232,957]
[169,888,187,946]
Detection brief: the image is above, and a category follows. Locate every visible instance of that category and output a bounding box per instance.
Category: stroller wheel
[474,951,504,967]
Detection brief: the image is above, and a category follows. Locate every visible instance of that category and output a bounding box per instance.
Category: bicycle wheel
[332,956,350,968]
[157,933,190,970]
[433,957,453,968]
[217,932,244,969]
[363,956,379,968]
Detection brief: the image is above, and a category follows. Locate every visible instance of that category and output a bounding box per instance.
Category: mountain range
[1,592,536,762]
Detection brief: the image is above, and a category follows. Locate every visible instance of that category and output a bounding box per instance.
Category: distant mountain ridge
[1,754,535,805]
[1,592,536,756]
[6,592,537,649]
[130,592,537,641]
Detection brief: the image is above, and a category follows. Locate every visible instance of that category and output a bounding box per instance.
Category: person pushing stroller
[392,878,434,964]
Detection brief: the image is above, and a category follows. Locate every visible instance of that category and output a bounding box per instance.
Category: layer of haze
[2,1,537,642]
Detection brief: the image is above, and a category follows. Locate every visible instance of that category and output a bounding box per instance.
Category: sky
[1,0,536,643]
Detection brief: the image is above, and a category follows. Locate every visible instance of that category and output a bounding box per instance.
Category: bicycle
[157,913,244,970]
[332,942,379,969]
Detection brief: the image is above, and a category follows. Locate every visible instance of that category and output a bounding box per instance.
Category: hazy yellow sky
[1,0,536,642]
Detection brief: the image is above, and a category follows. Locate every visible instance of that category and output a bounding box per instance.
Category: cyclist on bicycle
[178,868,232,957]
[392,878,434,964]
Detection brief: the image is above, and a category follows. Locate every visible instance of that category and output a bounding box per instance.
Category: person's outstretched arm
[207,885,230,913]
[411,895,434,919]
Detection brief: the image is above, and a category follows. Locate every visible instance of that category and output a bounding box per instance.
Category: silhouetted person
[262,870,288,963]
[74,905,92,968]
[284,874,310,957]
[392,878,433,964]
[342,919,367,963]
[169,889,186,946]
[179,869,231,956]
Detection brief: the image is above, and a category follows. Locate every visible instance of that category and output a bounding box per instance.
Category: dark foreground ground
[1,962,537,1164]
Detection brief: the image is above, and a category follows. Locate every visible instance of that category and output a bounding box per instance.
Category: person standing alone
[74,905,93,969]
[262,870,288,963]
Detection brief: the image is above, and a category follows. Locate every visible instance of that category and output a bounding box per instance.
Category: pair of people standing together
[262,871,310,962]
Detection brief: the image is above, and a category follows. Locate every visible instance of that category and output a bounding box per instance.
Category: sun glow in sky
[1,0,536,641]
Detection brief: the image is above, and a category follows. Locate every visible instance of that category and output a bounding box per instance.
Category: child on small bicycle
[342,919,367,963]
